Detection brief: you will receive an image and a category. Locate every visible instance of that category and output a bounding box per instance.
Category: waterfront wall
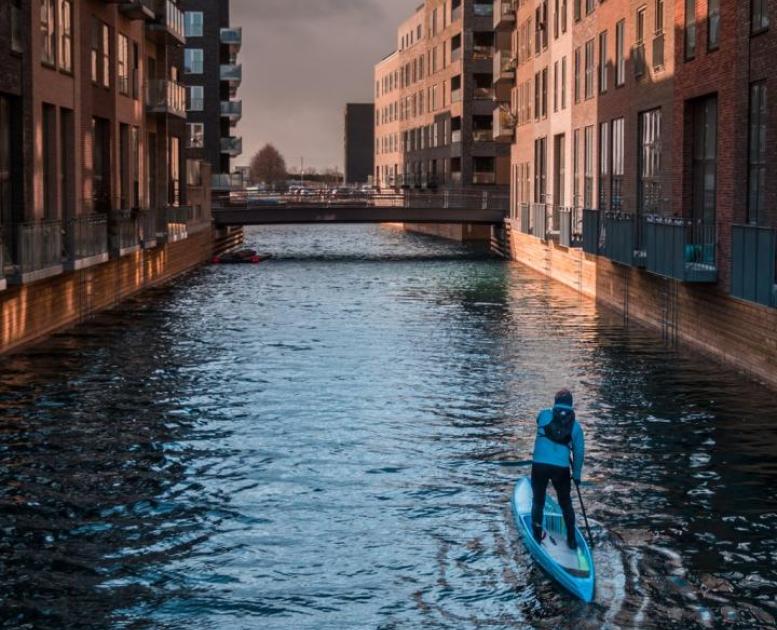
[0,227,241,355]
[508,221,777,389]
[404,223,492,243]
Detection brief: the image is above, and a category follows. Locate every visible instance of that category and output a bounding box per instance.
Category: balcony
[120,0,154,21]
[451,88,462,103]
[474,86,495,100]
[531,203,549,239]
[494,49,516,85]
[11,220,63,284]
[472,128,494,142]
[220,64,242,90]
[643,217,718,283]
[220,100,243,124]
[494,0,516,30]
[220,27,242,54]
[212,172,245,192]
[731,224,777,307]
[147,0,185,45]
[493,106,516,142]
[65,215,109,270]
[519,203,531,234]
[109,210,140,257]
[139,208,161,249]
[472,45,495,61]
[602,212,636,266]
[558,207,582,248]
[146,79,186,118]
[220,136,243,157]
[167,206,193,242]
[473,2,494,17]
[473,172,496,185]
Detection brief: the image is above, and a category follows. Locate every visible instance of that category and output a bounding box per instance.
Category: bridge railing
[214,190,510,213]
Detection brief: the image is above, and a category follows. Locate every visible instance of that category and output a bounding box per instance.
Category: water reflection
[0,225,774,629]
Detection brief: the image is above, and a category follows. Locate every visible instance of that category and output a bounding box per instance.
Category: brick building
[0,0,211,287]
[374,0,511,191]
[182,0,242,193]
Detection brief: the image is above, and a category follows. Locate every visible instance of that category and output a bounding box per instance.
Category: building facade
[374,0,511,191]
[182,0,242,193]
[344,103,375,185]
[0,0,218,346]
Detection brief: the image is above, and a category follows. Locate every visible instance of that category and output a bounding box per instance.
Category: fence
[15,220,63,274]
[66,214,109,261]
[731,224,777,306]
[643,217,717,283]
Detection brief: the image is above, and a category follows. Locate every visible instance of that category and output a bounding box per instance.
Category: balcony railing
[473,2,494,17]
[494,0,516,30]
[146,79,186,118]
[451,88,462,103]
[602,212,636,266]
[474,86,495,99]
[531,203,549,240]
[220,27,242,51]
[451,129,462,143]
[520,203,531,234]
[643,216,718,283]
[582,209,601,255]
[558,207,582,248]
[473,171,497,185]
[472,128,494,142]
[14,220,63,279]
[167,205,192,242]
[220,64,242,85]
[139,208,161,248]
[494,49,516,85]
[149,0,185,44]
[451,47,462,63]
[66,214,109,267]
[110,210,140,256]
[220,100,243,123]
[220,136,243,157]
[731,224,777,307]
[212,172,245,191]
[493,106,516,142]
[473,45,495,60]
[120,0,154,21]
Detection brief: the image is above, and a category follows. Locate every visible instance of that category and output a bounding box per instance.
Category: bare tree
[249,144,287,188]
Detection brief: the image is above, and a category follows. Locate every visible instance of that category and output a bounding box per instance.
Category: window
[102,24,110,87]
[598,31,607,93]
[561,0,568,32]
[41,0,56,65]
[748,82,767,224]
[534,137,547,203]
[0,96,20,233]
[635,8,646,77]
[91,19,100,83]
[561,56,567,109]
[584,39,594,99]
[185,49,204,74]
[184,12,203,37]
[685,0,697,59]
[118,34,129,95]
[599,122,609,210]
[553,60,559,112]
[573,129,580,207]
[187,123,204,149]
[11,0,22,53]
[188,86,204,111]
[639,109,662,215]
[554,134,565,206]
[708,0,720,49]
[611,118,624,211]
[690,95,717,223]
[656,0,664,31]
[752,0,769,33]
[169,136,181,206]
[59,0,73,72]
[584,126,594,208]
[42,104,57,218]
[574,0,581,22]
[615,20,625,85]
[586,0,595,16]
[574,47,581,102]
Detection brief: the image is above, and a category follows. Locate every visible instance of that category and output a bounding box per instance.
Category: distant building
[182,0,243,194]
[344,104,375,185]
[374,1,511,191]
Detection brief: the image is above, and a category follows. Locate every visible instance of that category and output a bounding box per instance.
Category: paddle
[573,478,594,548]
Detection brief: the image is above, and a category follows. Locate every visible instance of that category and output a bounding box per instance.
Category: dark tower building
[182,0,242,194]
[344,103,375,185]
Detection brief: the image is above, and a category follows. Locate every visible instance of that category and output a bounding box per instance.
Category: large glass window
[584,126,594,208]
[639,108,662,215]
[118,34,129,95]
[708,0,720,50]
[690,95,718,223]
[187,123,204,149]
[615,20,625,85]
[534,137,547,203]
[102,24,110,87]
[584,39,594,99]
[752,0,769,33]
[11,0,22,53]
[748,82,767,224]
[185,49,204,74]
[187,86,204,111]
[599,122,609,210]
[598,31,608,93]
[685,0,697,59]
[184,11,203,37]
[611,118,624,211]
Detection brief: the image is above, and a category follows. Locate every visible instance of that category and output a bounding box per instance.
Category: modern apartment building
[374,0,511,191]
[182,0,242,193]
[503,0,777,386]
[344,103,375,185]
[0,0,212,289]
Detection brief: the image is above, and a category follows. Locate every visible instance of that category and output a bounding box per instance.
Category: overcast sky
[231,0,420,172]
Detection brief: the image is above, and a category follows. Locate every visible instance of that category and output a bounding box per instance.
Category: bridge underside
[212,206,506,226]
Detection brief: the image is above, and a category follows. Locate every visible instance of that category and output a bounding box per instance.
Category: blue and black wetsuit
[531,407,585,547]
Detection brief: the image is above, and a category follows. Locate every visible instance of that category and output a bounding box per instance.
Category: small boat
[511,477,595,602]
[212,249,273,265]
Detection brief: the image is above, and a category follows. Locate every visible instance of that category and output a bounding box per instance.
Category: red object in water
[212,256,222,264]
[250,256,261,263]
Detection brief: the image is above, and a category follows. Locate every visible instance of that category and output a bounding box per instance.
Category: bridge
[211,191,508,226]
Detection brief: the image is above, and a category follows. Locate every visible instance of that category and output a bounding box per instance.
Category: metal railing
[582,209,601,255]
[220,64,242,84]
[473,2,494,17]
[731,224,777,306]
[520,203,531,234]
[602,212,636,266]
[558,207,582,248]
[531,203,549,240]
[220,136,243,156]
[494,49,516,83]
[15,219,63,274]
[167,205,193,241]
[66,214,108,262]
[494,0,516,29]
[146,79,186,118]
[220,100,242,121]
[472,129,494,142]
[643,216,717,283]
[138,208,161,247]
[110,210,139,254]
[152,0,185,43]
[220,27,242,47]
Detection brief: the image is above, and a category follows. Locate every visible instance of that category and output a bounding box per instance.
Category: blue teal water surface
[0,225,775,629]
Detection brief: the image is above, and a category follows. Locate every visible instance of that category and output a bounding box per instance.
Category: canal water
[0,225,775,629]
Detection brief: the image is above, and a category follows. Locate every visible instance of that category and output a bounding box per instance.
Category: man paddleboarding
[531,389,585,550]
